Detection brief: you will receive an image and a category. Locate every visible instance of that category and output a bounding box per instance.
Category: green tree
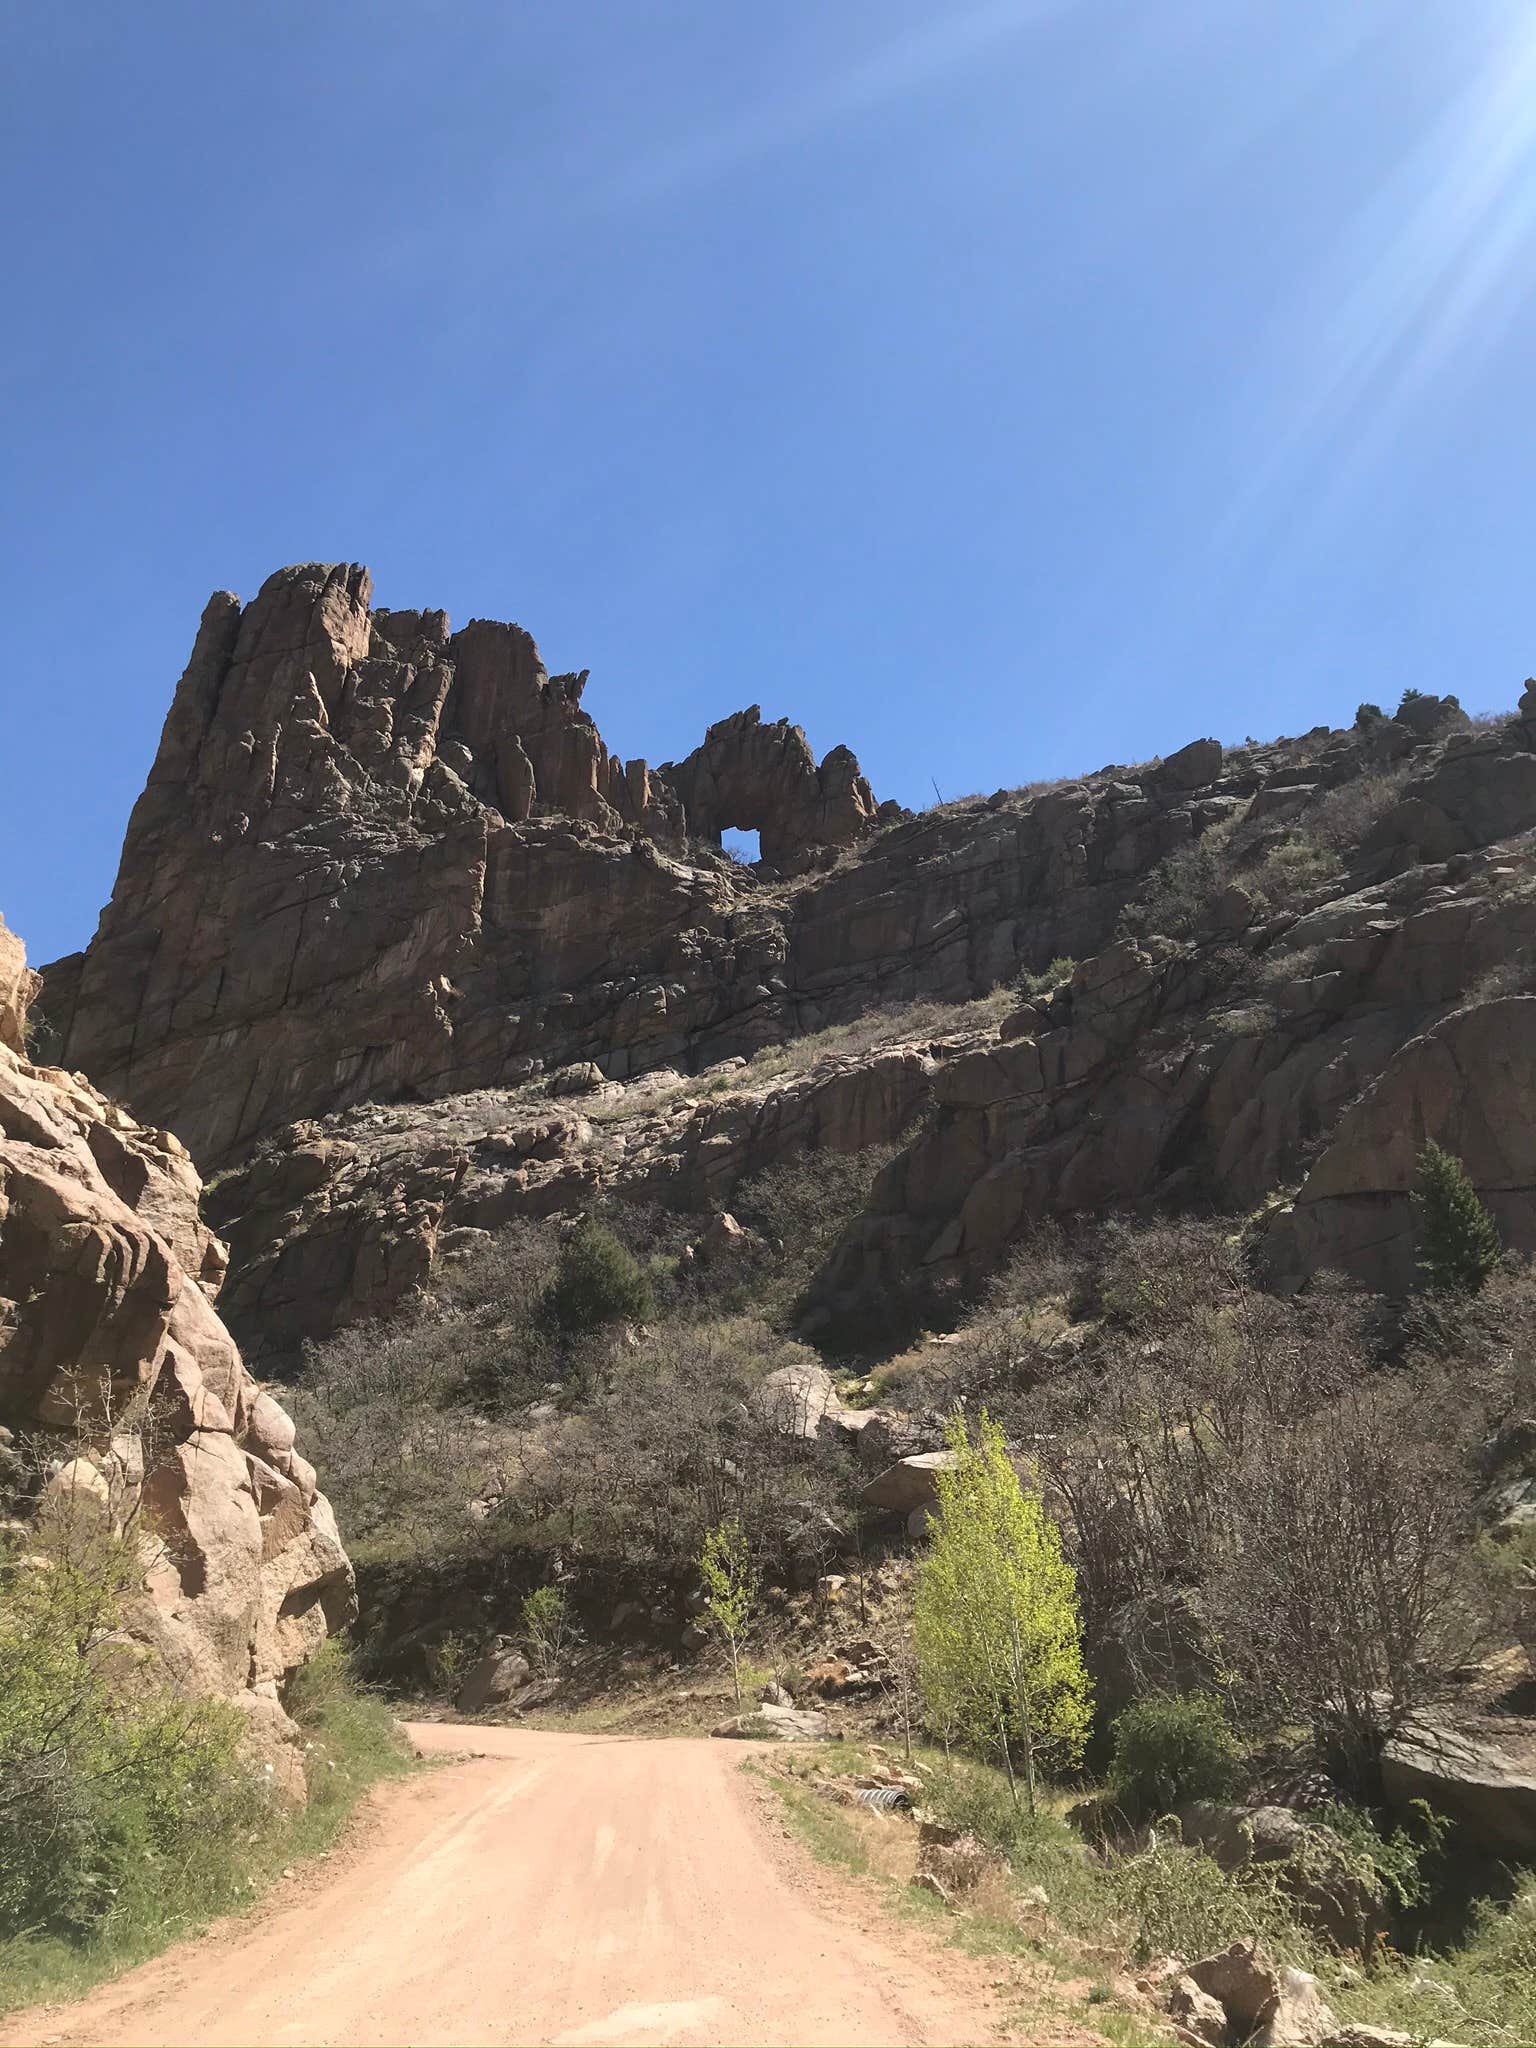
[520,1586,574,1676]
[544,1218,654,1334]
[697,1518,757,1706]
[914,1411,1091,1812]
[1412,1140,1501,1294]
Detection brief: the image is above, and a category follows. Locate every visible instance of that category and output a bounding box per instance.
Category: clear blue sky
[4,0,1534,963]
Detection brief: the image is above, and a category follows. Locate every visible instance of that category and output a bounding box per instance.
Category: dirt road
[5,1726,1005,2048]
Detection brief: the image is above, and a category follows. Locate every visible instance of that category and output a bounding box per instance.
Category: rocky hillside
[0,921,352,1800]
[30,561,1536,1354]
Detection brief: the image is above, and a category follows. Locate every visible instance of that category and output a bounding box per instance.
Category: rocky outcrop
[824,816,1536,1303]
[663,706,880,870]
[1263,996,1536,1291]
[0,919,352,1799]
[37,565,891,1163]
[39,564,1320,1182]
[34,563,1536,1333]
[1381,1709,1536,1858]
[211,1031,955,1354]
[0,911,35,1054]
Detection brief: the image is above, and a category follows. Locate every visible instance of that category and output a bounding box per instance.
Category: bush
[521,1585,575,1675]
[0,1511,259,1946]
[1016,956,1076,1001]
[1109,1693,1241,1821]
[1355,702,1385,728]
[1110,1831,1294,1964]
[544,1219,654,1334]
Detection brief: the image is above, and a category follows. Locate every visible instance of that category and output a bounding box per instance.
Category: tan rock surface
[0,910,36,1054]
[0,919,352,1792]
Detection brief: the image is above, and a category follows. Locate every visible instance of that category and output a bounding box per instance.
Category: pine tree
[544,1218,654,1333]
[1412,1140,1501,1294]
[913,1411,1091,1811]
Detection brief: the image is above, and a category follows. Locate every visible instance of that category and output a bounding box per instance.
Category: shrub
[1122,823,1236,939]
[1110,1831,1294,1964]
[1355,702,1385,728]
[1413,1141,1501,1295]
[1109,1693,1240,1821]
[521,1585,575,1675]
[0,1510,258,1944]
[1016,956,1076,1001]
[544,1219,654,1334]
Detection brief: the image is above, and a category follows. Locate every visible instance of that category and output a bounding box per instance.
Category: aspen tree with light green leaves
[913,1410,1091,1813]
[698,1517,758,1707]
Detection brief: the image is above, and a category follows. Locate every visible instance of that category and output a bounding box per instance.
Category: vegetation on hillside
[280,1031,1536,2041]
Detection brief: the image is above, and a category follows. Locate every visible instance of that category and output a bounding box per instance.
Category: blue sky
[4,0,1536,962]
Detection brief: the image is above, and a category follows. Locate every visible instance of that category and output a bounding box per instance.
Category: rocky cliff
[33,563,1536,1347]
[0,920,352,1798]
[38,564,898,1165]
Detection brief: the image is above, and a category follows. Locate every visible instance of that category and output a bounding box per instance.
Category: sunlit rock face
[0,915,353,1800]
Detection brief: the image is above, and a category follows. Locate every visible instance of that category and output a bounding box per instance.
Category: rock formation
[37,565,895,1163]
[0,917,352,1798]
[822,715,1536,1305]
[0,911,35,1055]
[211,1033,952,1354]
[32,561,1536,1338]
[662,706,882,869]
[39,564,1247,1178]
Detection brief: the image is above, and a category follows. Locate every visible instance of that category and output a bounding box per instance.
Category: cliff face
[39,565,892,1163]
[826,709,1536,1303]
[39,561,1231,1171]
[33,562,1536,1346]
[0,920,352,1799]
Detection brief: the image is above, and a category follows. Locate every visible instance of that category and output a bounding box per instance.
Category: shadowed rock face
[38,565,888,1163]
[662,707,880,870]
[0,918,351,1800]
[37,563,1238,1176]
[33,561,1536,1339]
[822,821,1536,1305]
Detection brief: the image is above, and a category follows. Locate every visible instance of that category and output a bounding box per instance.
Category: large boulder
[860,1450,959,1515]
[0,919,353,1799]
[1151,737,1223,793]
[711,1704,831,1740]
[455,1647,534,1713]
[1185,1939,1339,2047]
[1382,1710,1536,1859]
[752,1360,841,1439]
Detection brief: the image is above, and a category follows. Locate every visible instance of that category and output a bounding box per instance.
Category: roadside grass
[0,1646,413,2020]
[759,1750,1158,2046]
[763,1744,1536,2048]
